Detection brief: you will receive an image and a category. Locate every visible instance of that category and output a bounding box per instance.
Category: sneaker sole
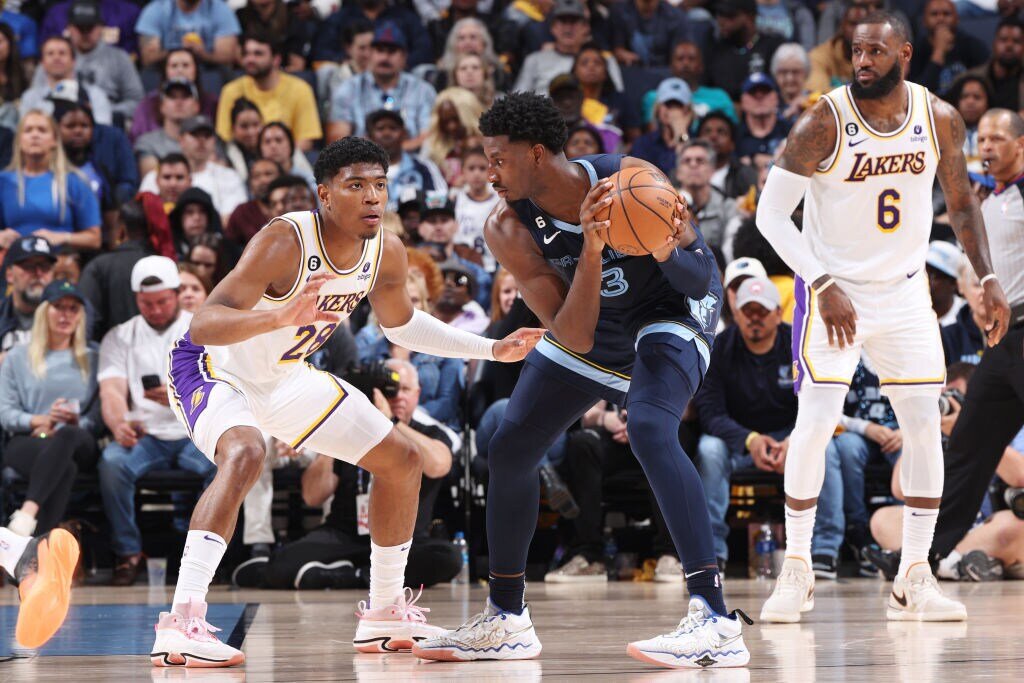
[412,639,542,661]
[150,651,246,667]
[354,619,447,653]
[886,606,967,622]
[760,598,814,623]
[626,641,750,669]
[16,529,80,649]
[230,556,269,588]
[294,559,354,589]
[353,636,419,653]
[544,574,608,584]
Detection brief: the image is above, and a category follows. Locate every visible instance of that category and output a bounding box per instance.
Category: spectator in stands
[313,0,432,68]
[435,260,488,334]
[722,256,768,326]
[0,280,100,536]
[97,256,213,586]
[54,250,82,283]
[258,121,316,189]
[42,0,142,56]
[695,277,844,574]
[814,0,884,46]
[434,17,507,97]
[185,232,234,286]
[676,139,739,253]
[771,42,812,119]
[78,201,152,339]
[631,78,692,177]
[416,192,490,303]
[222,97,262,179]
[236,0,316,71]
[134,78,201,176]
[315,19,374,124]
[366,109,446,213]
[653,40,736,128]
[0,111,102,249]
[176,261,209,312]
[0,23,27,131]
[735,73,791,162]
[216,34,322,152]
[731,216,797,319]
[58,0,143,123]
[0,237,56,356]
[573,42,635,136]
[547,74,621,153]
[453,146,499,272]
[449,53,498,112]
[910,0,989,96]
[947,74,990,173]
[266,174,316,215]
[927,240,966,326]
[610,0,690,67]
[942,255,987,366]
[422,87,483,187]
[966,17,1024,111]
[135,0,241,68]
[807,0,869,94]
[564,122,604,157]
[168,186,220,259]
[327,22,436,145]
[706,0,785,100]
[755,0,815,50]
[697,111,759,200]
[54,96,137,207]
[152,152,191,211]
[20,37,112,125]
[225,158,281,247]
[0,1,38,61]
[130,48,217,143]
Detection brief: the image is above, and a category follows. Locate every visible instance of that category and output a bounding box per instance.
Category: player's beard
[850,63,902,100]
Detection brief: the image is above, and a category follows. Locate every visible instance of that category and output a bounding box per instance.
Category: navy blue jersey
[508,154,723,388]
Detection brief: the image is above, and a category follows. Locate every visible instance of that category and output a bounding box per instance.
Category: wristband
[980,274,998,286]
[814,277,836,294]
[745,431,760,450]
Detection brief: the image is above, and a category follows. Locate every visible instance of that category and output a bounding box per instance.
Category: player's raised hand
[275,271,340,328]
[816,281,857,349]
[493,327,547,362]
[981,278,1010,347]
[580,178,614,255]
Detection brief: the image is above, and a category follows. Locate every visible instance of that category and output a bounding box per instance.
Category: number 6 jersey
[805,82,940,282]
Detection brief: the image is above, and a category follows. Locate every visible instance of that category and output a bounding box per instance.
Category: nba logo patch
[190,387,205,411]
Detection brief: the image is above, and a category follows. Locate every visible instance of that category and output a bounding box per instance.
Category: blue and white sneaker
[412,599,541,661]
[627,596,752,669]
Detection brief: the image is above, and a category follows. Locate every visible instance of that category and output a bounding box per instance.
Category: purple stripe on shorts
[168,332,217,434]
[792,276,807,394]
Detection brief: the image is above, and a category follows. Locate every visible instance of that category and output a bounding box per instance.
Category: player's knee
[625,402,672,455]
[487,420,544,479]
[371,436,422,483]
[219,439,267,485]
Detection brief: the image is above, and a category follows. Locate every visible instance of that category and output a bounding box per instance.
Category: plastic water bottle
[453,532,470,584]
[755,524,777,579]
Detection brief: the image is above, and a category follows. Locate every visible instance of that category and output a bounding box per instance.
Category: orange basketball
[595,167,681,256]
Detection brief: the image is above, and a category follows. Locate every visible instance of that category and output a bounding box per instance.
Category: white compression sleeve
[756,166,829,284]
[381,309,496,360]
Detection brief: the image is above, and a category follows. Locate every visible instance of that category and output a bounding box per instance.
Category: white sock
[172,530,227,609]
[784,505,816,568]
[898,506,937,577]
[369,539,410,608]
[0,527,31,575]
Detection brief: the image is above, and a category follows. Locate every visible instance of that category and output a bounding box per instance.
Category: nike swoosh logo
[204,534,225,545]
[907,269,919,279]
[400,545,410,552]
[684,570,705,579]
[543,231,562,245]
[891,590,908,606]
[910,512,937,517]
[848,138,868,147]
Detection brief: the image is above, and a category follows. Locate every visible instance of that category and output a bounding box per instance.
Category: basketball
[594,167,681,256]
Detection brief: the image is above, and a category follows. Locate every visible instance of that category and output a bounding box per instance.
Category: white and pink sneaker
[150,600,245,667]
[353,587,447,653]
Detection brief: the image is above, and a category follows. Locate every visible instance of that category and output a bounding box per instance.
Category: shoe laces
[670,608,715,637]
[776,564,811,595]
[184,615,222,643]
[356,586,431,623]
[907,570,946,603]
[451,606,509,642]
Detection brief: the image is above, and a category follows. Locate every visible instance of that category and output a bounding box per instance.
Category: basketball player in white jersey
[755,12,1010,622]
[151,138,543,667]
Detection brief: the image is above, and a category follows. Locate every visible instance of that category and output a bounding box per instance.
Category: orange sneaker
[14,528,80,649]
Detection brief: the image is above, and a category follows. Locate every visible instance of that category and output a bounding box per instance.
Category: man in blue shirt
[610,0,690,67]
[630,78,692,177]
[0,6,38,59]
[135,0,241,67]
[327,22,436,146]
[364,109,447,213]
[312,0,431,68]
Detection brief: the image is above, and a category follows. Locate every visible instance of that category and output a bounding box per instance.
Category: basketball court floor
[1,579,1021,681]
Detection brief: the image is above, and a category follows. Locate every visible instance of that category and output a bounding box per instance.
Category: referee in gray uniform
[933,108,1024,559]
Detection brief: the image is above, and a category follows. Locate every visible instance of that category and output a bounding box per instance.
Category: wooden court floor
[1,578,1022,681]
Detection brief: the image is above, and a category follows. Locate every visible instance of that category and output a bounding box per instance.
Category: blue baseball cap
[42,280,86,306]
[656,78,692,106]
[372,22,408,51]
[741,72,778,95]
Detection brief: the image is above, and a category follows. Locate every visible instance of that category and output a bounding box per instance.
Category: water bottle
[453,532,470,584]
[755,523,777,579]
[603,527,618,580]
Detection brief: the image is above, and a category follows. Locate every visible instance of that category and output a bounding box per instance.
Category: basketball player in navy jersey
[413,93,752,669]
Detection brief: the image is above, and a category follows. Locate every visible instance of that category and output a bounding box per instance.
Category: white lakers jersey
[804,81,940,282]
[206,210,384,384]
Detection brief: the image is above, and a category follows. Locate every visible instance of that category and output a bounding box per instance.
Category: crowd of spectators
[0,0,1022,588]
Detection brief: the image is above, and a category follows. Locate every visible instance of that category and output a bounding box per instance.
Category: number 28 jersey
[805,82,940,282]
[205,210,384,385]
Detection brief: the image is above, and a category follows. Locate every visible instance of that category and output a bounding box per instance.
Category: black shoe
[294,560,362,589]
[812,554,838,580]
[862,544,900,581]
[539,465,579,519]
[250,543,272,558]
[846,525,878,577]
[231,556,269,588]
[958,550,1004,582]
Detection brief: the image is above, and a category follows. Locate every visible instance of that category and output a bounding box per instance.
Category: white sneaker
[544,554,608,583]
[760,557,815,623]
[654,555,683,583]
[626,596,751,669]
[150,600,245,667]
[887,563,967,621]
[412,599,542,661]
[353,587,447,653]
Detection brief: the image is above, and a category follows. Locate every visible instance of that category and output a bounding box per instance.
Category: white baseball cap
[735,276,781,310]
[131,256,181,293]
[926,240,962,279]
[723,257,768,289]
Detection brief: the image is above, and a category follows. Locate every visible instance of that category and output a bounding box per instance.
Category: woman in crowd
[449,53,498,109]
[947,75,992,174]
[564,122,605,158]
[771,43,812,120]
[0,23,26,132]
[168,186,221,260]
[0,111,102,250]
[573,43,635,135]
[433,18,508,93]
[130,49,217,143]
[422,87,483,188]
[224,98,264,181]
[225,158,283,248]
[177,262,211,313]
[186,233,235,287]
[0,280,100,536]
[258,121,316,190]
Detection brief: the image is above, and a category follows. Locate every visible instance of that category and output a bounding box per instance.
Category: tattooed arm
[933,95,1010,346]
